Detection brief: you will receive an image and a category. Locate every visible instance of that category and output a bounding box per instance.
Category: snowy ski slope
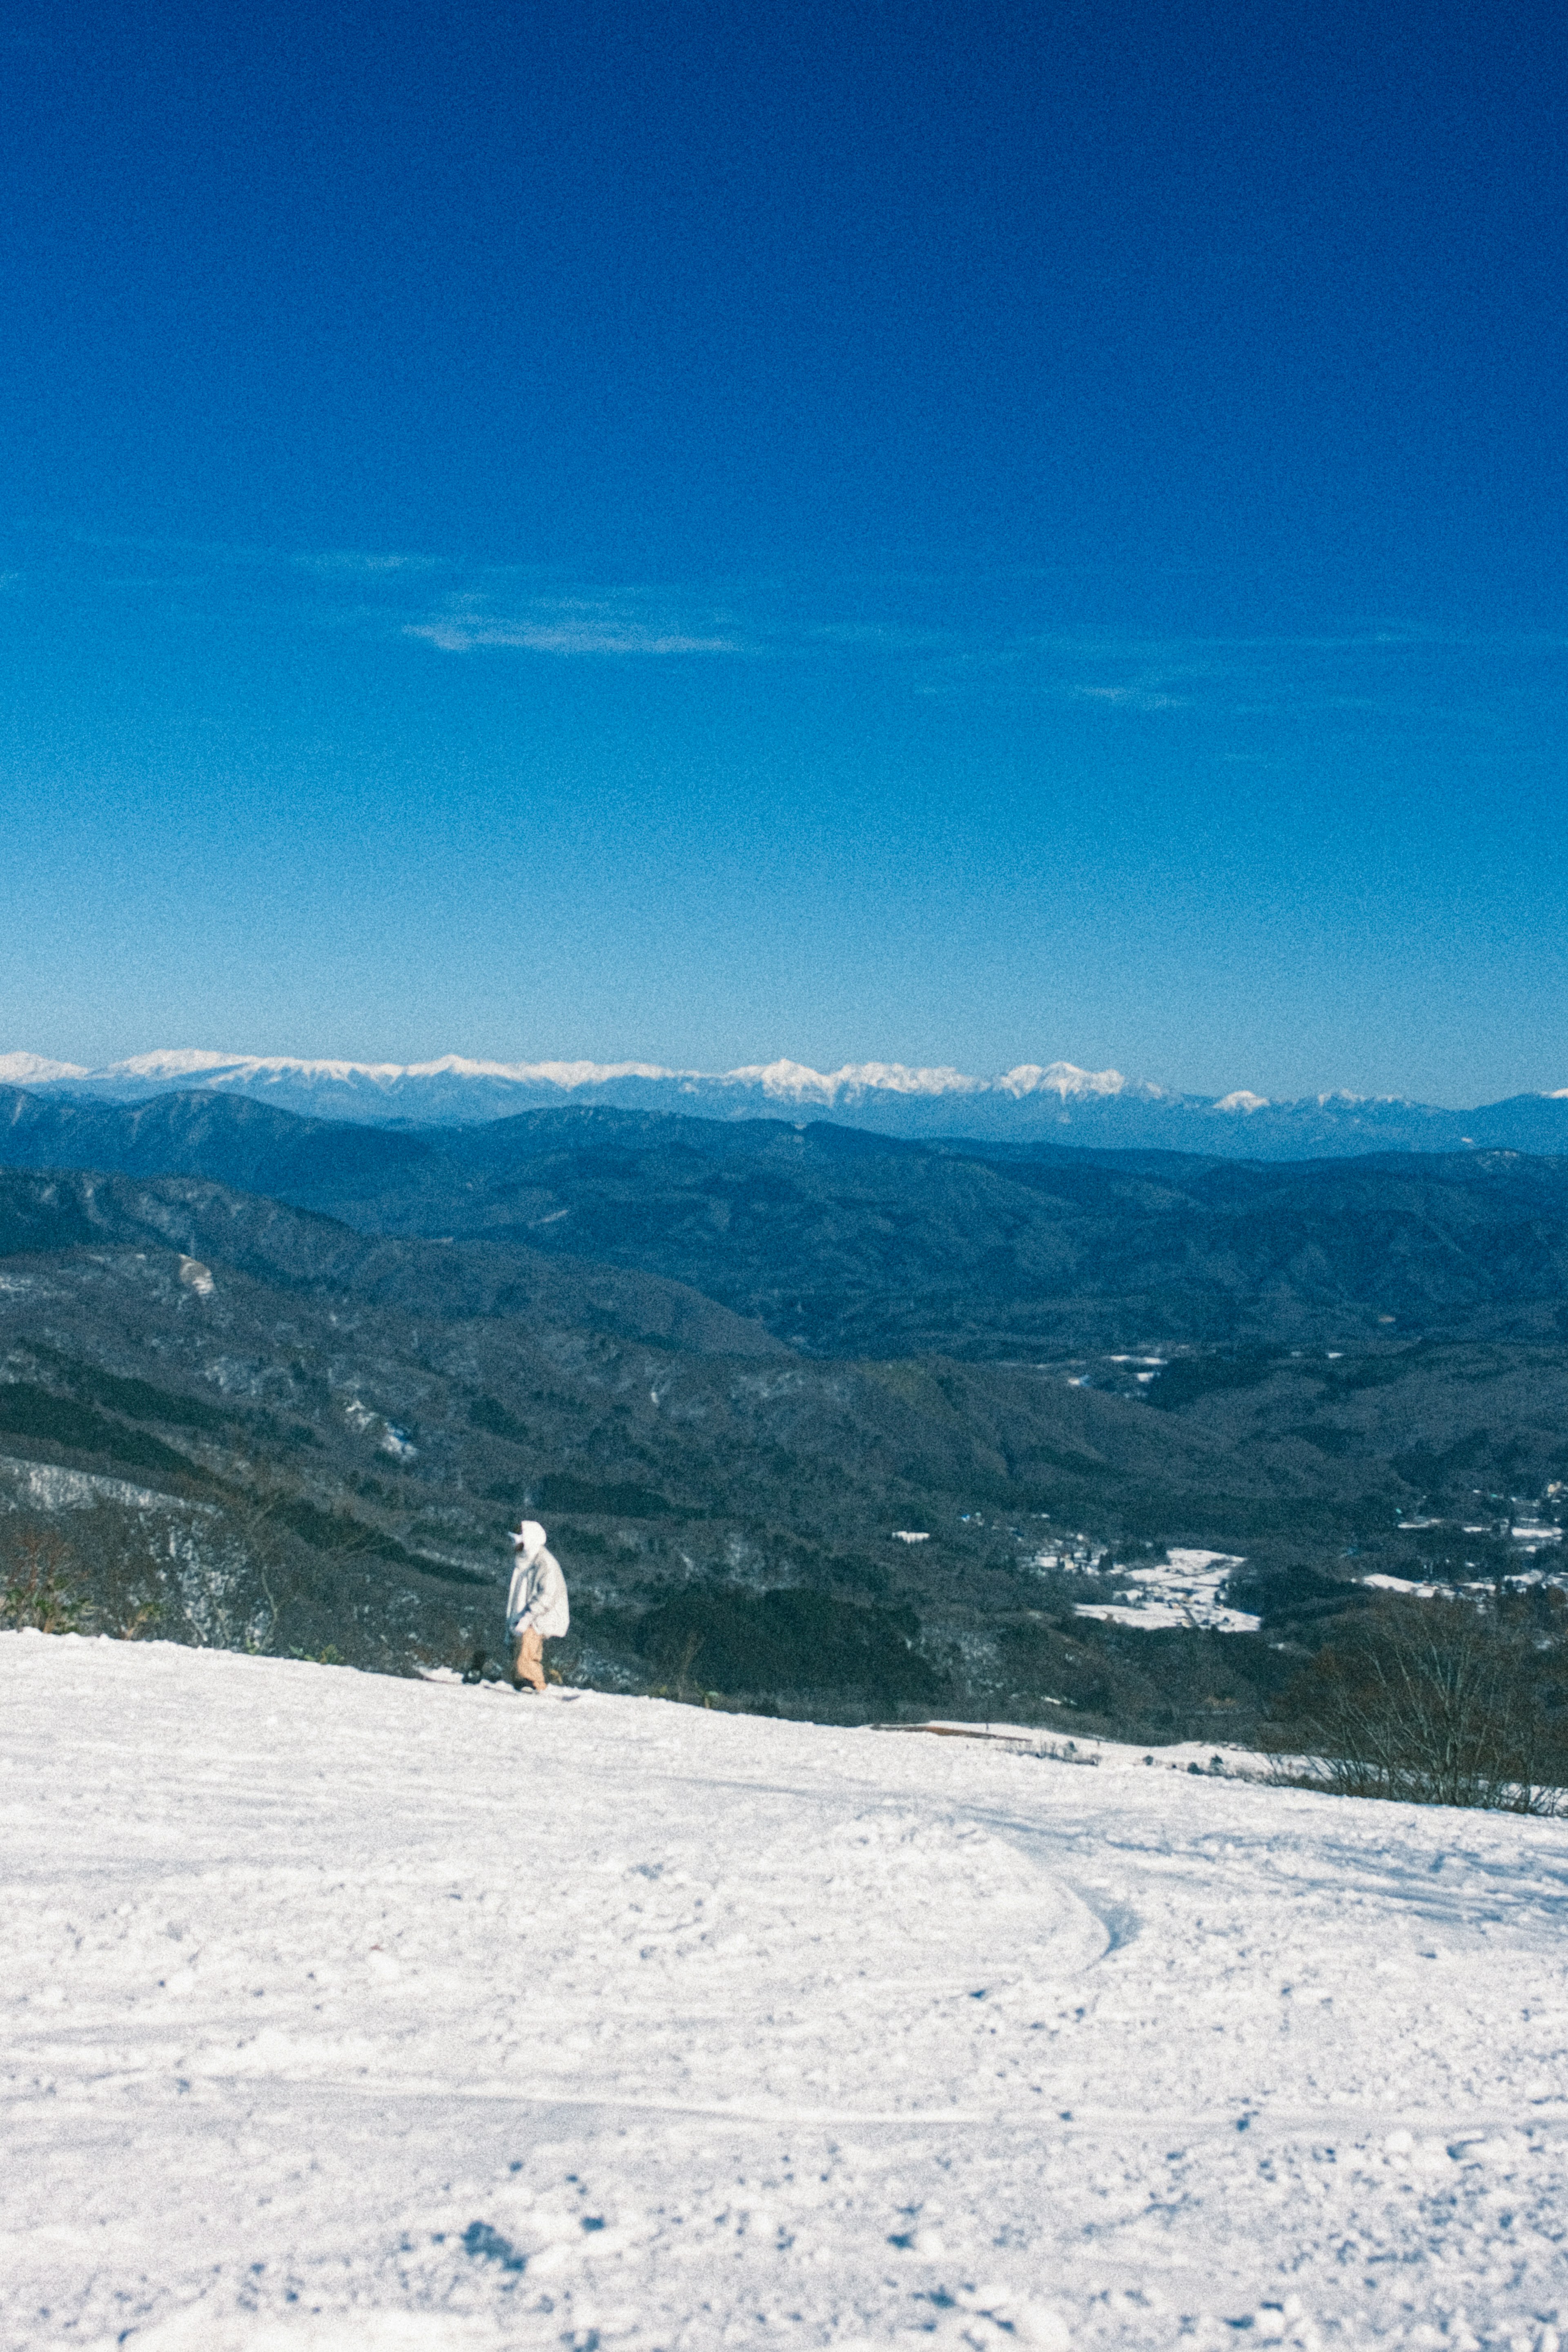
[3,1633,1566,2352]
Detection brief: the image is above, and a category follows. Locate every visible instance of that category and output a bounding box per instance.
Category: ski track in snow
[2,1635,1567,2352]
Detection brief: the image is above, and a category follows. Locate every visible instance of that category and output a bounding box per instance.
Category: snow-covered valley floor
[3,1637,1566,2352]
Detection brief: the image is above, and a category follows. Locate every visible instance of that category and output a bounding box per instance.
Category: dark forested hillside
[4,1100,1568,1736]
[7,1086,1568,1356]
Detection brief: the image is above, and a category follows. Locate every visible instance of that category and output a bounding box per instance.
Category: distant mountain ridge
[7,1080,1568,1719]
[8,1081,1568,1359]
[4,1046,1568,1158]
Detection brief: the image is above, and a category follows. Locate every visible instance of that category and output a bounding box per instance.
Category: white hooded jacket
[506,1520,570,1640]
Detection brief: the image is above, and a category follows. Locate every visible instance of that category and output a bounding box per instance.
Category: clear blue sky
[2,0,1564,1103]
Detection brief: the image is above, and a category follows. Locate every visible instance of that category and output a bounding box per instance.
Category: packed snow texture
[4,1634,1567,2352]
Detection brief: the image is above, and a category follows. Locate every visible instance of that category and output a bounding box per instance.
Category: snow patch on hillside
[1067,1548,1259,1633]
[0,1456,214,1516]
[3,1633,1566,2352]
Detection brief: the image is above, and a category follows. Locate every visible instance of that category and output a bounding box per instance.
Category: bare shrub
[69,1502,176,1639]
[0,1474,486,1674]
[1276,1597,1568,1813]
[0,1522,87,1634]
[0,1498,291,1648]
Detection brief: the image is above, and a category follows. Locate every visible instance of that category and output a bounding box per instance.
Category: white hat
[510,1519,546,1556]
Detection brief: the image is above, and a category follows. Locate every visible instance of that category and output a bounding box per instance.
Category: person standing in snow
[506,1519,570,1692]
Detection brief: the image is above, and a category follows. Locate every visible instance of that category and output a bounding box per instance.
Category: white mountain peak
[93,1049,687,1089]
[10,1051,1563,1129]
[996,1062,1165,1101]
[0,1051,91,1082]
[729,1060,989,1102]
[9,1048,1154,1102]
[107,1050,281,1078]
[402,1055,678,1085]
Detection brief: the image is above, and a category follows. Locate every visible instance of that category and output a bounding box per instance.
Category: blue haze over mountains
[6,1051,1568,1159]
[6,1062,1568,1724]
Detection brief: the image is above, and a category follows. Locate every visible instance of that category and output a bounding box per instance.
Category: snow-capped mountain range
[4,1046,1568,1158]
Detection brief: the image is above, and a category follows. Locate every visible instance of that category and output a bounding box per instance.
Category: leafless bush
[0,1523,87,1634]
[0,1499,292,1648]
[1277,1597,1568,1813]
[0,1476,484,1673]
[71,1503,178,1639]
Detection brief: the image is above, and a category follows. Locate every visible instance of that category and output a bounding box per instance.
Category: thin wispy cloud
[1072,683,1193,712]
[405,595,739,657]
[4,529,1561,736]
[805,621,960,654]
[295,550,452,578]
[6,529,743,658]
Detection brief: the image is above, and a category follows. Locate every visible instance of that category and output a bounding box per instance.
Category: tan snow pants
[512,1626,546,1693]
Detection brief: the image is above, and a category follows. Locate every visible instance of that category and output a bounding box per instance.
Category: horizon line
[2,1047,1565,1116]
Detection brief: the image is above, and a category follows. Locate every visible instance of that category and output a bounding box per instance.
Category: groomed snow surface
[4,1637,1566,2352]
